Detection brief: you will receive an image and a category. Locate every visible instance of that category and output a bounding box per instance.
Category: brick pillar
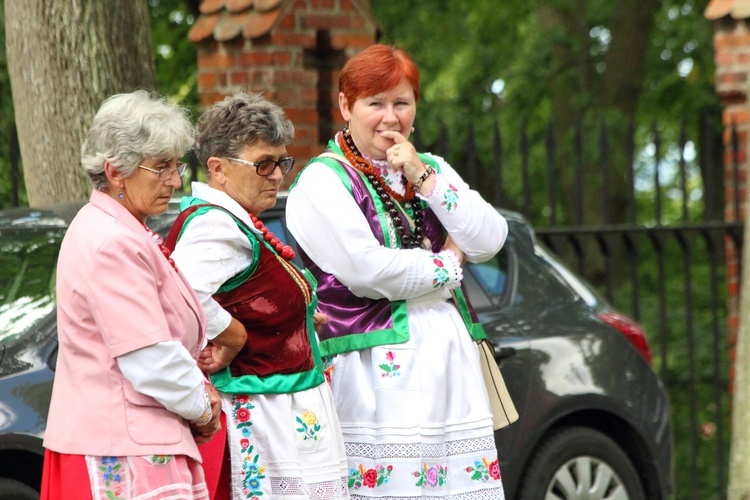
[194,34,319,186]
[706,2,750,393]
[189,0,379,188]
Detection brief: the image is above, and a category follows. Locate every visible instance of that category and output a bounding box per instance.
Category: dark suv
[0,195,673,499]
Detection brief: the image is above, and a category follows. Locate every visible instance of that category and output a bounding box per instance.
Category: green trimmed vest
[164,198,325,394]
[289,141,487,357]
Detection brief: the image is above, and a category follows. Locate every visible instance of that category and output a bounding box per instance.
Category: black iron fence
[415,111,738,499]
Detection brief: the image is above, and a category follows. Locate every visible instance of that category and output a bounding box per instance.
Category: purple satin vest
[300,155,445,353]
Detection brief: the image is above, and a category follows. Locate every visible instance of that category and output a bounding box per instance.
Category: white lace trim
[270,475,349,499]
[351,490,504,500]
[344,435,497,460]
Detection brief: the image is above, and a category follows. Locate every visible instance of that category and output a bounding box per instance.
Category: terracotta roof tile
[243,9,282,39]
[192,0,378,42]
[199,0,225,15]
[214,11,247,42]
[705,0,750,20]
[226,0,254,13]
[188,12,220,43]
[253,0,282,13]
[193,0,281,41]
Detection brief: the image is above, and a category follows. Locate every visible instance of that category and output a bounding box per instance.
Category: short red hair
[338,44,420,107]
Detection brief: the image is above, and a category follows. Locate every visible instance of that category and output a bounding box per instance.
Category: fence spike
[521,117,530,217]
[493,119,503,207]
[653,122,662,225]
[599,117,610,225]
[626,119,636,225]
[546,121,557,226]
[680,117,688,223]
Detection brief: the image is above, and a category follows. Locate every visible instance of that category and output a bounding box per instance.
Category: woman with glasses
[286,44,508,498]
[41,90,221,499]
[165,92,349,500]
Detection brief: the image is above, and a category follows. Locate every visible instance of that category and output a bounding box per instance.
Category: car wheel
[518,426,644,500]
[0,478,39,500]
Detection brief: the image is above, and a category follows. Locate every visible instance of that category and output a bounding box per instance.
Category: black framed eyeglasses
[138,162,188,181]
[228,157,295,177]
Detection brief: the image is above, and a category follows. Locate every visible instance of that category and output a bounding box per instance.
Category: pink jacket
[43,190,207,460]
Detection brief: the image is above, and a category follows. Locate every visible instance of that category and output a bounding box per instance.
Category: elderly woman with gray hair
[165,91,349,499]
[41,90,221,500]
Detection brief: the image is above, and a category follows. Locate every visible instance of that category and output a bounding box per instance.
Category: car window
[513,244,578,310]
[535,243,603,307]
[464,219,577,312]
[467,250,510,298]
[0,229,61,344]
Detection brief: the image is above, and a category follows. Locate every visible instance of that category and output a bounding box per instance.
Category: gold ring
[394,145,401,156]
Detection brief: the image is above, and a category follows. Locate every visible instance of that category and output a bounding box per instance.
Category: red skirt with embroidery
[40,449,209,499]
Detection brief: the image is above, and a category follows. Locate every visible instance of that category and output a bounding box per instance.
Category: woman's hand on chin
[380,130,421,180]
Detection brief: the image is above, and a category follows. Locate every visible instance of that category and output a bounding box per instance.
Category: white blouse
[286,152,508,302]
[170,182,261,340]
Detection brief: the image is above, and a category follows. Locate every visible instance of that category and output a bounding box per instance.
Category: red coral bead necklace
[249,213,296,260]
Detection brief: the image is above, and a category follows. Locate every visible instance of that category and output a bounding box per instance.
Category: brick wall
[192,0,378,185]
[711,15,750,389]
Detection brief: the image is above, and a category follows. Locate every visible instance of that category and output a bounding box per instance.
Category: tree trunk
[530,0,658,287]
[5,0,156,207]
[535,0,658,227]
[601,0,659,115]
[728,193,750,499]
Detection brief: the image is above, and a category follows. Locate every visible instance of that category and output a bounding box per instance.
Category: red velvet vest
[166,203,323,394]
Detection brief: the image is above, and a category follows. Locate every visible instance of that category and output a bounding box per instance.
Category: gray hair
[81,90,194,190]
[194,91,294,171]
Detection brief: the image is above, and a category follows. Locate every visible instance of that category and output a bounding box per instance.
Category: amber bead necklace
[338,128,427,249]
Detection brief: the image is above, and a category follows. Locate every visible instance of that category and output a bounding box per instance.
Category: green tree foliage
[148,0,200,113]
[1,0,719,214]
[372,0,719,227]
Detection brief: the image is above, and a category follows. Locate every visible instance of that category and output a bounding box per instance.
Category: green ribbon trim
[417,153,441,174]
[210,366,325,395]
[178,196,326,394]
[317,300,410,357]
[286,146,481,353]
[177,197,260,293]
[451,287,487,341]
[210,269,325,394]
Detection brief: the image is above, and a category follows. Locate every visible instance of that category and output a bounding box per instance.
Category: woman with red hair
[287,44,508,498]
